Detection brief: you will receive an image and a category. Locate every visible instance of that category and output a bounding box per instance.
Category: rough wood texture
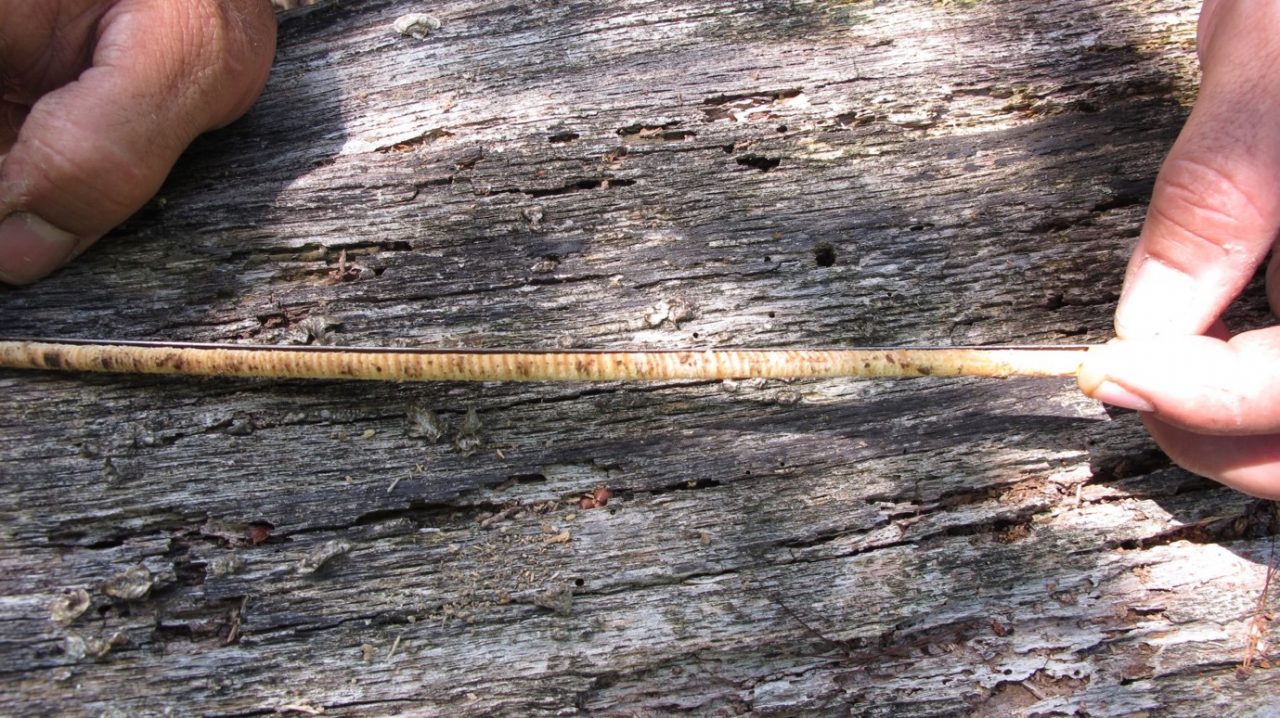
[3,1,1278,715]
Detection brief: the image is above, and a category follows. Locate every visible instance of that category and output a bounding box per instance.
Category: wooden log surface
[3,0,1278,715]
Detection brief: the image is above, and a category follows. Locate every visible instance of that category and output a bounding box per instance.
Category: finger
[1113,0,1280,338]
[1141,415,1280,499]
[1077,328,1280,435]
[1196,0,1228,64]
[0,0,275,285]
[0,1,83,153]
[0,0,103,96]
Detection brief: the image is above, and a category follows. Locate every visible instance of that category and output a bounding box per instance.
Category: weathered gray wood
[3,0,1278,715]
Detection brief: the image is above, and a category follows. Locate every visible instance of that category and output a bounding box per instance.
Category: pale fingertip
[1075,344,1111,396]
[1077,341,1159,412]
[1114,256,1201,339]
[0,212,79,285]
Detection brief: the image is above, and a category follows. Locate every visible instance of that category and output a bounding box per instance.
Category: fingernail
[1077,343,1158,412]
[1114,257,1201,338]
[0,213,78,285]
[1089,380,1156,413]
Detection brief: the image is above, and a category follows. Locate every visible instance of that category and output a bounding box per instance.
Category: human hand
[1077,0,1280,498]
[0,0,276,285]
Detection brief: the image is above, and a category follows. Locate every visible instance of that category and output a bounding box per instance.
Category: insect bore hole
[813,242,836,267]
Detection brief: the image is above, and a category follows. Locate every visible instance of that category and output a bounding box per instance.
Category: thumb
[0,0,275,285]
[1114,0,1280,338]
[1077,329,1280,435]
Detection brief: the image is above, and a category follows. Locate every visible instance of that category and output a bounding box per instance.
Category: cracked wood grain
[3,1,1279,716]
